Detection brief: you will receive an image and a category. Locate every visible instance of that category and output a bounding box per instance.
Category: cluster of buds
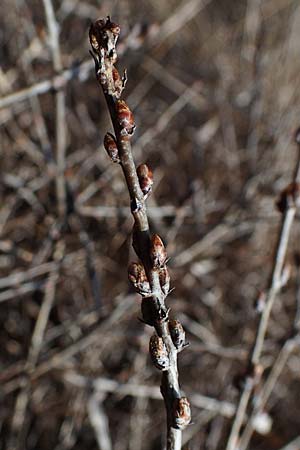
[149,334,170,371]
[89,16,120,63]
[89,17,127,99]
[172,397,191,430]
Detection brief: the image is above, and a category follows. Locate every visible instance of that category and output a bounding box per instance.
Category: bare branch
[42,0,67,219]
[88,17,191,449]
[226,134,300,450]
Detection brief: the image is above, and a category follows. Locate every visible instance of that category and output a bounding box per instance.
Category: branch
[43,0,67,220]
[226,131,300,450]
[88,17,191,450]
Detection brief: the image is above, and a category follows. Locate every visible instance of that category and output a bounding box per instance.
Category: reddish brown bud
[115,100,135,136]
[172,397,191,430]
[276,182,300,213]
[149,334,170,371]
[137,164,153,198]
[150,234,167,269]
[89,19,109,53]
[107,20,121,36]
[103,133,120,163]
[159,266,170,296]
[89,23,101,53]
[128,262,151,297]
[169,319,186,350]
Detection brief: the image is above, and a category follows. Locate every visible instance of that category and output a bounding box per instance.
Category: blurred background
[1,0,300,449]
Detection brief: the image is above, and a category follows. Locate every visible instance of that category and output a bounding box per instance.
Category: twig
[226,132,300,450]
[88,17,191,449]
[278,436,300,450]
[237,251,300,450]
[0,0,212,112]
[64,372,236,418]
[88,393,112,450]
[238,337,299,450]
[43,0,67,219]
[0,60,93,110]
[7,240,64,450]
[133,84,202,158]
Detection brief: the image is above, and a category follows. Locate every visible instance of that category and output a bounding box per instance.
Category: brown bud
[169,319,186,350]
[149,334,170,371]
[103,133,120,163]
[115,100,135,136]
[89,19,109,53]
[106,19,121,36]
[89,23,101,53]
[141,298,169,326]
[128,262,151,297]
[89,18,120,54]
[159,266,170,296]
[172,397,191,430]
[141,298,156,326]
[150,234,167,269]
[137,164,153,198]
[276,182,300,213]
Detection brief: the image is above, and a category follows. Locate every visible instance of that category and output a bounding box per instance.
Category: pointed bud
[150,234,167,269]
[89,18,120,55]
[159,266,170,296]
[276,182,300,213]
[172,397,191,430]
[89,19,109,54]
[89,22,101,54]
[137,164,153,198]
[149,334,170,371]
[169,319,186,350]
[103,133,120,163]
[128,262,151,297]
[115,100,135,136]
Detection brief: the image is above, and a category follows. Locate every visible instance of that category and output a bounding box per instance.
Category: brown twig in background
[42,0,67,220]
[237,252,300,450]
[226,132,300,450]
[88,17,191,450]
